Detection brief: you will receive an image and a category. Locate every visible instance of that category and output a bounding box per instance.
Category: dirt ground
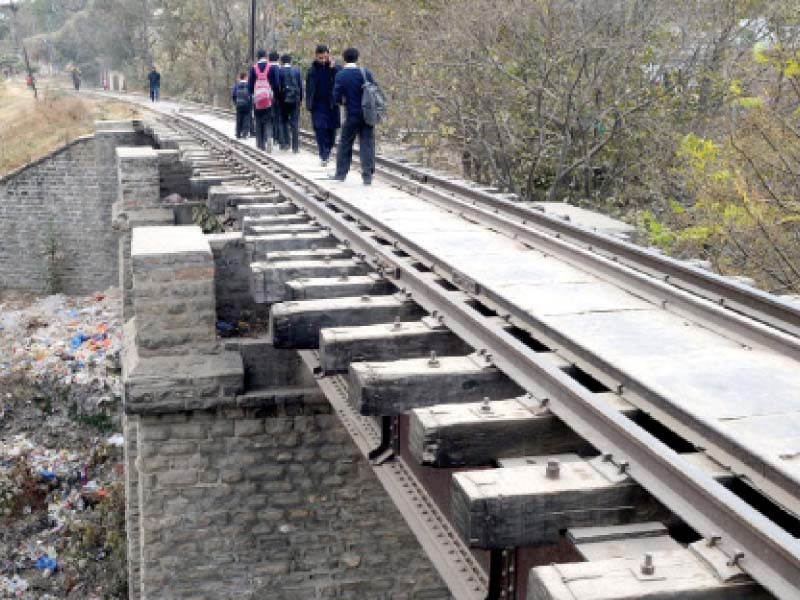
[0,79,140,177]
[0,290,127,599]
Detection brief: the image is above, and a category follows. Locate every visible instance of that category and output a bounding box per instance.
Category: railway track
[89,89,800,599]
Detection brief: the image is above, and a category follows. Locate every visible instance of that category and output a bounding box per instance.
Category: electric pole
[250,0,256,62]
[7,1,36,98]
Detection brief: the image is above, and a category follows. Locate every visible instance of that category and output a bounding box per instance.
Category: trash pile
[0,431,126,598]
[1,289,127,598]
[0,289,123,414]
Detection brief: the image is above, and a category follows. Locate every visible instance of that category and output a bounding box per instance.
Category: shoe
[292,149,299,154]
[266,139,273,153]
[328,174,346,182]
[320,159,328,167]
[362,178,372,186]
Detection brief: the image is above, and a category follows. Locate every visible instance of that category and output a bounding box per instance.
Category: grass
[0,79,141,176]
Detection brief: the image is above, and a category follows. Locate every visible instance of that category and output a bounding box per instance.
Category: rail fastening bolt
[393,317,402,330]
[428,351,440,368]
[546,460,560,479]
[481,397,492,413]
[641,553,655,576]
[727,550,745,567]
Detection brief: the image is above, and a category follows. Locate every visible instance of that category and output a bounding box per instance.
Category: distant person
[232,71,252,139]
[71,68,81,91]
[331,47,377,185]
[248,49,281,152]
[306,44,341,166]
[278,54,303,153]
[148,67,161,102]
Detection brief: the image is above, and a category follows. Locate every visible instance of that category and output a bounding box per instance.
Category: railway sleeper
[453,450,735,551]
[248,223,323,237]
[530,532,769,599]
[407,393,633,467]
[451,455,670,549]
[258,246,353,263]
[207,185,278,214]
[319,316,473,374]
[286,274,393,301]
[350,352,524,416]
[242,213,314,234]
[237,202,299,220]
[270,293,425,349]
[246,231,338,254]
[250,258,369,304]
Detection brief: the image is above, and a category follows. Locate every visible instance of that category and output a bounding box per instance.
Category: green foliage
[640,210,676,251]
[678,134,718,172]
[192,205,223,234]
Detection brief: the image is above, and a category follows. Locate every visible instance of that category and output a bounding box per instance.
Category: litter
[34,556,57,571]
[0,288,123,400]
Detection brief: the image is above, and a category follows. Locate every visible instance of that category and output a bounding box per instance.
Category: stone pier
[122,225,451,599]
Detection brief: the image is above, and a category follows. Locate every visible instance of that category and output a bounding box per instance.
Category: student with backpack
[278,54,303,153]
[331,47,386,185]
[306,44,342,166]
[247,49,281,152]
[231,72,252,139]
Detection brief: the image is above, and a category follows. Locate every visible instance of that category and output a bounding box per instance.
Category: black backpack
[360,67,387,126]
[281,67,301,105]
[235,81,250,107]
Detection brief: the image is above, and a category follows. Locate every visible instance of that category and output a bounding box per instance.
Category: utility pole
[250,0,256,62]
[6,1,36,98]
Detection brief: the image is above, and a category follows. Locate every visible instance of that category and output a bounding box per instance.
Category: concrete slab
[497,281,651,316]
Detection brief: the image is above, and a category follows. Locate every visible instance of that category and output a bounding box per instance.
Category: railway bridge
[4,91,800,600]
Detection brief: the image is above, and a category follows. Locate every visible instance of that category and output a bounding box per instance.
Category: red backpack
[253,63,274,110]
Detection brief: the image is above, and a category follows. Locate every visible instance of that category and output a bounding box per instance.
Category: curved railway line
[86,89,800,599]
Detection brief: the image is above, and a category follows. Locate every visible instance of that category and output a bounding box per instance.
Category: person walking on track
[232,72,252,139]
[148,67,161,102]
[331,47,378,185]
[306,44,341,166]
[248,49,281,152]
[278,54,303,153]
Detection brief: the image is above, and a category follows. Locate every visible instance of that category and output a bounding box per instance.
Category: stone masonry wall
[131,402,452,600]
[0,128,148,295]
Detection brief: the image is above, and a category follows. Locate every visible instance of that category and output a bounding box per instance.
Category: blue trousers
[279,103,300,151]
[335,116,374,179]
[314,127,337,161]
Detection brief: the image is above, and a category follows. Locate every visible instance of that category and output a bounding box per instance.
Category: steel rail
[81,87,800,338]
[180,113,800,515]
[171,112,800,599]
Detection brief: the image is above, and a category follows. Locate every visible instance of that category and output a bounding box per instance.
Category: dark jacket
[247,61,281,110]
[231,80,250,106]
[278,65,304,105]
[306,61,341,112]
[148,70,160,87]
[333,65,375,119]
